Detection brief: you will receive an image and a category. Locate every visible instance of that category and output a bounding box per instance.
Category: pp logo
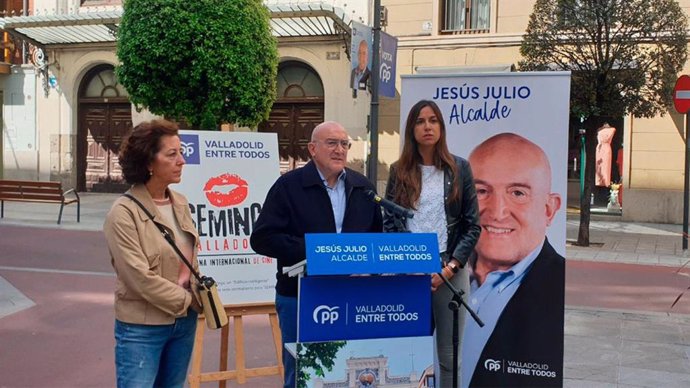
[313,305,340,324]
[181,143,194,157]
[178,134,200,165]
[484,359,501,372]
[380,63,392,83]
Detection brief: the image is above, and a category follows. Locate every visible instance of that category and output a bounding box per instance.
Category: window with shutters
[441,0,490,34]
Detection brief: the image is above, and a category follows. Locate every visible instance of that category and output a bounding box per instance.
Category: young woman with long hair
[384,100,480,387]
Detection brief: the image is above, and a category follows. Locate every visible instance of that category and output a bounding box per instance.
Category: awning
[0,2,352,48]
[415,64,515,74]
[268,2,352,58]
[0,11,120,47]
[268,3,351,39]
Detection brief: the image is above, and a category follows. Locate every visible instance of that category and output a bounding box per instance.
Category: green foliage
[520,0,687,119]
[519,0,687,245]
[116,0,278,130]
[296,341,346,388]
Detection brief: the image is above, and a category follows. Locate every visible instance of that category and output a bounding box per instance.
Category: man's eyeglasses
[315,139,352,150]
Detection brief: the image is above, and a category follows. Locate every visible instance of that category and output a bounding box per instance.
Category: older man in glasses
[250,121,383,388]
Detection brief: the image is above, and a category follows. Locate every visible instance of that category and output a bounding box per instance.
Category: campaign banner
[304,232,439,275]
[350,21,372,91]
[400,72,569,256]
[379,31,398,97]
[401,72,570,387]
[298,275,431,342]
[175,130,279,304]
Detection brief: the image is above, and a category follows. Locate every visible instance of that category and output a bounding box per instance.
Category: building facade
[0,0,372,190]
[311,355,422,388]
[379,0,690,223]
[1,0,690,223]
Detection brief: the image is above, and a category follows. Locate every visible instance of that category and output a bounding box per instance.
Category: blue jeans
[433,267,469,388]
[275,293,298,388]
[114,310,197,388]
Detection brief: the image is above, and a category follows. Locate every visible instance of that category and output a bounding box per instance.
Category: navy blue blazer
[470,239,565,387]
[250,161,383,297]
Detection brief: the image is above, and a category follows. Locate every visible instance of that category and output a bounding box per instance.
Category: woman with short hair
[104,119,201,388]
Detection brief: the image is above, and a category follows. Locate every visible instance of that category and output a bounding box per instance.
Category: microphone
[365,190,414,219]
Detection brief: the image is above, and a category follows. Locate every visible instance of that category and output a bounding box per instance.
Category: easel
[188,302,284,388]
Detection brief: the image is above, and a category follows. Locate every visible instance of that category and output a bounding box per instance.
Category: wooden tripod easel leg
[187,303,283,386]
[219,324,229,388]
[269,312,284,378]
[234,315,247,384]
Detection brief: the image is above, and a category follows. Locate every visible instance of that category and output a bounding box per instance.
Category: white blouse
[407,165,448,252]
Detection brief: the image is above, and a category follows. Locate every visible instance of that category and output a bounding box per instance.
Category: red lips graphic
[203,173,248,207]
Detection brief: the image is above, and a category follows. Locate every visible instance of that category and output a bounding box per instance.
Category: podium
[287,232,440,386]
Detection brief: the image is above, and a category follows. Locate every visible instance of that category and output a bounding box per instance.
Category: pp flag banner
[379,31,398,98]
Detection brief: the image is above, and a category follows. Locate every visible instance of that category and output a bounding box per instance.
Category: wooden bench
[0,180,80,224]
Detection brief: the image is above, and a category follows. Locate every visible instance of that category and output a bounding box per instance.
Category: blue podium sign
[298,275,432,342]
[305,233,440,275]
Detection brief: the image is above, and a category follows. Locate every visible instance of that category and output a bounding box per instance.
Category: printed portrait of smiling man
[462,132,565,388]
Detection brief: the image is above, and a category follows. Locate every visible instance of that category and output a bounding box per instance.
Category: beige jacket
[104,184,200,325]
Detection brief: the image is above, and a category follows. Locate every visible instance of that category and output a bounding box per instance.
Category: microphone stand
[374,193,483,387]
[437,271,483,388]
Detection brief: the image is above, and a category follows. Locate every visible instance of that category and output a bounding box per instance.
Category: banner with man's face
[350,21,372,91]
[401,72,570,388]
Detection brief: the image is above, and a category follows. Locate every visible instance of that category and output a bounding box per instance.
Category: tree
[116,0,278,130]
[296,341,346,388]
[519,0,688,245]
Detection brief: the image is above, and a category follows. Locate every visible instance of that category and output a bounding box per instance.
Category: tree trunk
[576,116,605,246]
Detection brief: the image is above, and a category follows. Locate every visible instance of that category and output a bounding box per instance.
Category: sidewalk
[0,192,119,231]
[0,193,115,320]
[2,194,690,387]
[566,214,689,267]
[2,193,687,266]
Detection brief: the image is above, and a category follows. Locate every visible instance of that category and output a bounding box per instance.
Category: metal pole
[579,129,586,202]
[22,0,28,63]
[683,113,690,251]
[367,0,381,187]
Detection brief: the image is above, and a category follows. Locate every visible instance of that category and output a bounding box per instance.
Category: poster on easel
[175,130,279,304]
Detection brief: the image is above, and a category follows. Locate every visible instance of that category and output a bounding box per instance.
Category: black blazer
[470,239,565,387]
[383,155,480,266]
[250,161,383,297]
